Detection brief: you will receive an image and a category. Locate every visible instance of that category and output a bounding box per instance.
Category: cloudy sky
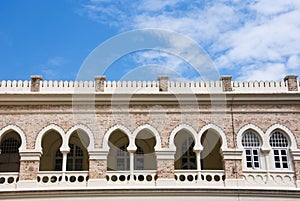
[0,0,299,81]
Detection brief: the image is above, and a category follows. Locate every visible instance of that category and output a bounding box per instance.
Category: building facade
[0,75,299,200]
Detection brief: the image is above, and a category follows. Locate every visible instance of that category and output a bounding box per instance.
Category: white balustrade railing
[0,172,19,188]
[174,170,225,186]
[37,171,88,186]
[106,170,157,185]
[242,171,296,187]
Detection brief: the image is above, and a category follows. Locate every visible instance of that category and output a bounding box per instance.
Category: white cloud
[80,0,300,81]
[238,63,286,81]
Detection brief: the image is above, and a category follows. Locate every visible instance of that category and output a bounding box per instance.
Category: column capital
[221,148,243,160]
[19,150,42,161]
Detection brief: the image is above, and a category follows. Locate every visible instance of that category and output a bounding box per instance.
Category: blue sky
[0,0,299,81]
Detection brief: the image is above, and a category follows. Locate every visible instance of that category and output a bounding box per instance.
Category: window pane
[281,150,287,155]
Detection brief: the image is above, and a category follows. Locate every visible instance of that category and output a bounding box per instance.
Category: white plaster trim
[102,124,134,151]
[236,124,264,149]
[168,124,199,151]
[0,124,27,151]
[19,150,41,161]
[221,148,243,160]
[264,124,297,150]
[290,149,300,161]
[89,150,109,160]
[199,123,228,149]
[66,124,95,151]
[156,150,176,160]
[35,124,66,152]
[132,124,162,150]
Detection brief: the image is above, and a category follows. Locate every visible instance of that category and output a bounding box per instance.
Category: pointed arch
[236,124,264,149]
[132,124,162,150]
[35,124,66,152]
[0,124,27,151]
[169,124,199,151]
[102,124,133,151]
[265,124,297,150]
[198,123,228,149]
[66,124,95,151]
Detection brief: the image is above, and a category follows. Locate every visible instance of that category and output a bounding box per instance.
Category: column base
[156,178,176,186]
[17,180,38,189]
[224,179,245,187]
[88,179,107,187]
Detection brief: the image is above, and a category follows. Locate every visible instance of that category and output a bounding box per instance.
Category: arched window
[67,143,83,171]
[55,149,63,171]
[134,146,144,170]
[242,130,261,169]
[0,137,21,172]
[55,143,84,171]
[117,144,130,171]
[115,144,145,171]
[181,137,196,170]
[269,130,289,169]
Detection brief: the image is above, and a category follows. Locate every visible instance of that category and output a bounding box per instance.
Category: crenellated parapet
[0,75,298,94]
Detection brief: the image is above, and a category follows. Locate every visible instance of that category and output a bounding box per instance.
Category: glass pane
[275,163,281,168]
[281,150,287,155]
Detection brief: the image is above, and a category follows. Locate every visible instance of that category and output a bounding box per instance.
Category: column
[88,150,109,187]
[261,149,271,185]
[17,150,41,188]
[194,149,202,182]
[221,148,244,187]
[155,150,176,186]
[129,150,135,182]
[61,150,69,182]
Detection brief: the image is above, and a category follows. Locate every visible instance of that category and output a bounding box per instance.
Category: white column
[195,150,202,182]
[61,150,69,182]
[262,149,271,184]
[129,151,134,181]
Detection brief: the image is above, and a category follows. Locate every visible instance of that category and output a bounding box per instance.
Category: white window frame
[242,130,261,170]
[269,130,290,170]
